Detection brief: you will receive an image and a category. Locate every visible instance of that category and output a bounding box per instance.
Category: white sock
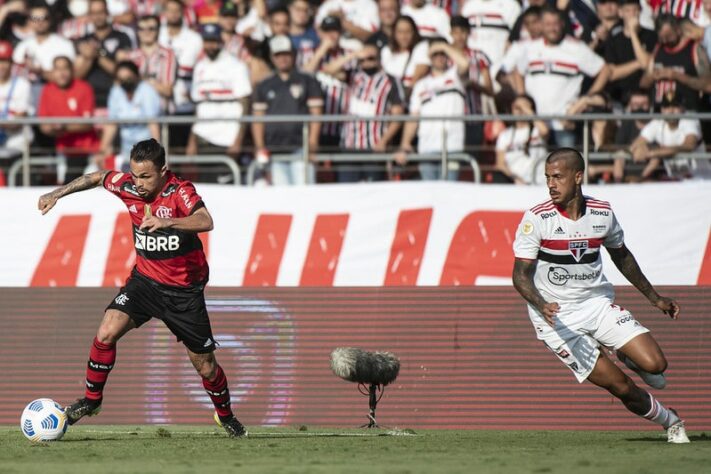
[643,393,679,429]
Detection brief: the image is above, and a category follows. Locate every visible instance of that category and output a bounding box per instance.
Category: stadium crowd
[0,0,709,184]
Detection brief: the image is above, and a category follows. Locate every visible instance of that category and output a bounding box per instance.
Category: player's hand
[38,192,59,215]
[653,296,680,320]
[539,302,560,326]
[140,216,172,233]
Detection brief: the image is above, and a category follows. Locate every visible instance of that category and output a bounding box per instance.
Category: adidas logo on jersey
[128,204,138,213]
[554,227,565,235]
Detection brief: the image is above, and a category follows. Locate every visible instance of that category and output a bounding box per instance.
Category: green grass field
[1,426,709,474]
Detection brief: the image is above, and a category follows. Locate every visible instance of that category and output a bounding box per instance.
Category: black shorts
[106,271,216,354]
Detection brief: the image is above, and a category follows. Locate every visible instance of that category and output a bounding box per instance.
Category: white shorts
[528,297,650,383]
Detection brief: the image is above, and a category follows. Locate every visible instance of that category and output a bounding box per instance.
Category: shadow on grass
[625,434,710,443]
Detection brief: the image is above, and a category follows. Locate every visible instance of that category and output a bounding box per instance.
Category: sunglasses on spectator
[358,56,378,62]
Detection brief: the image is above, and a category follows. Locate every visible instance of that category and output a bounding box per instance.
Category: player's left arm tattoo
[512,258,548,312]
[606,244,659,303]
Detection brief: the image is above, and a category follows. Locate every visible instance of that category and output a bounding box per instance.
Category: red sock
[85,337,116,402]
[203,364,233,419]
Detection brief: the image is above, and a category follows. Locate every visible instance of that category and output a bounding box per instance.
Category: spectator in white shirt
[495,94,549,184]
[0,40,32,181]
[629,92,709,180]
[315,0,380,52]
[396,39,470,181]
[401,0,451,40]
[186,23,252,164]
[12,1,75,105]
[159,0,203,114]
[461,0,521,70]
[504,7,611,147]
[381,15,430,94]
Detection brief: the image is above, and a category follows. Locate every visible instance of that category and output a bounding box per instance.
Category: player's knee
[96,326,119,345]
[195,358,217,380]
[637,355,668,374]
[608,378,635,399]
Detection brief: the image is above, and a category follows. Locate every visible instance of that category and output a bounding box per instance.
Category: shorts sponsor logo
[616,314,636,326]
[522,221,534,235]
[540,212,556,219]
[135,233,180,252]
[114,293,129,305]
[568,240,588,261]
[156,206,173,218]
[556,349,570,359]
[590,209,609,216]
[568,362,581,373]
[547,266,601,286]
[178,187,193,210]
[203,338,213,348]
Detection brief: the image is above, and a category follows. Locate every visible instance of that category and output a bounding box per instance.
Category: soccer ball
[20,398,68,442]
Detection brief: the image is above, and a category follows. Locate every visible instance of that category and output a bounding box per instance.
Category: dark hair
[546,147,585,174]
[540,5,564,21]
[269,6,289,17]
[522,6,542,18]
[165,0,184,6]
[52,55,73,68]
[655,13,679,32]
[115,60,140,77]
[450,15,470,31]
[513,94,538,157]
[130,139,166,169]
[391,15,421,52]
[138,14,160,27]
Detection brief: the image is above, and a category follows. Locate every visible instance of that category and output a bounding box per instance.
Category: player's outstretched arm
[512,258,560,325]
[37,170,110,215]
[606,244,680,319]
[140,206,214,234]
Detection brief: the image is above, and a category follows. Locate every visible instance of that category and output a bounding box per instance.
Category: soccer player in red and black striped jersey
[37,139,246,438]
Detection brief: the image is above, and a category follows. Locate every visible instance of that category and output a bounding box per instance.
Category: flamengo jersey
[103,170,208,288]
[513,197,625,304]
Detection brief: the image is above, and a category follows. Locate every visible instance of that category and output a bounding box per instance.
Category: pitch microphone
[330,347,400,386]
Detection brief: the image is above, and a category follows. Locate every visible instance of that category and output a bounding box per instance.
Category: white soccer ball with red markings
[20,398,68,442]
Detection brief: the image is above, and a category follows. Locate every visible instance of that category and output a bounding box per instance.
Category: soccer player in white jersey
[512,148,690,444]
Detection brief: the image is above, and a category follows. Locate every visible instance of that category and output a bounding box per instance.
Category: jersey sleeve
[577,43,605,77]
[102,171,131,198]
[513,210,542,260]
[603,211,625,249]
[175,181,203,216]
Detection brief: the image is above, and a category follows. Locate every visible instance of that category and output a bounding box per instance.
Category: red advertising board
[1,287,709,430]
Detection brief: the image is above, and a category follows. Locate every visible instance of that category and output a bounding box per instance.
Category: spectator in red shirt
[38,55,100,183]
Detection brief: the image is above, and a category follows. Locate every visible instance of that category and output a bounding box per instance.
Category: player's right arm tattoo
[606,244,660,304]
[48,171,109,200]
[512,258,548,312]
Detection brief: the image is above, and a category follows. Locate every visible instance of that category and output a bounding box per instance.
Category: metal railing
[3,112,710,186]
[8,155,240,187]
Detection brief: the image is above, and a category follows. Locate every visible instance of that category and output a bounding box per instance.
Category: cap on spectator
[0,41,12,61]
[220,1,239,17]
[364,31,388,50]
[660,91,682,108]
[450,15,471,31]
[321,15,342,32]
[618,0,640,5]
[200,23,222,41]
[269,35,294,54]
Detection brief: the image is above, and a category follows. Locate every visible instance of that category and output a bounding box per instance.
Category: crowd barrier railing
[3,112,710,186]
